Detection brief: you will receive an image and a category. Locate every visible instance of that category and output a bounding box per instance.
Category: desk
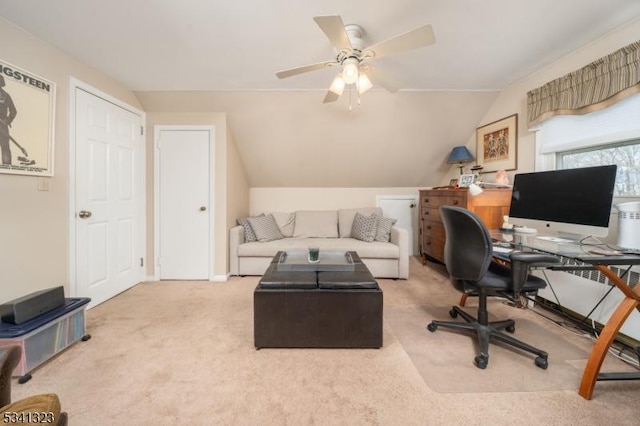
[492,232,640,400]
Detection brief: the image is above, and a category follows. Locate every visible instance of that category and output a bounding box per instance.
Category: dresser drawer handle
[426,224,431,230]
[452,199,459,205]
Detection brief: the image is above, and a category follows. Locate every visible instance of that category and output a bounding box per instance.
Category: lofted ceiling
[2,1,640,188]
[1,0,639,92]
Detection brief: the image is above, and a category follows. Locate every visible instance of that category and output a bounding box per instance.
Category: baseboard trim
[212,274,229,282]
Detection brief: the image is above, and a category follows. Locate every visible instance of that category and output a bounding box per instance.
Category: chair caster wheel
[535,356,548,369]
[474,355,488,369]
[449,308,458,318]
[427,322,437,332]
[505,325,515,333]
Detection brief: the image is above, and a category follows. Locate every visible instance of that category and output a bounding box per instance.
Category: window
[557,139,640,196]
[535,93,640,197]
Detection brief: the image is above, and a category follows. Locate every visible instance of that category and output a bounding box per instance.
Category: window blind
[537,92,640,154]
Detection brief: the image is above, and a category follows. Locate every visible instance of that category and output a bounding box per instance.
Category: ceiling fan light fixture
[358,74,373,94]
[342,57,359,85]
[329,75,346,95]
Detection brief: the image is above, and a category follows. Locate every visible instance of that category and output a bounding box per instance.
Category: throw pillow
[237,215,263,242]
[247,214,285,242]
[351,212,378,242]
[375,217,398,242]
[293,210,339,238]
[269,212,296,237]
[337,207,383,237]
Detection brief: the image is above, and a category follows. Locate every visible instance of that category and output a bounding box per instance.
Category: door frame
[153,125,216,281]
[68,77,147,298]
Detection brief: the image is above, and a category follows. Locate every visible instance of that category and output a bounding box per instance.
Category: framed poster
[475,114,517,173]
[0,60,55,176]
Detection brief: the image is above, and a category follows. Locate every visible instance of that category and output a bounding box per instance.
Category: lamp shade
[342,58,359,85]
[358,74,373,94]
[329,75,346,95]
[447,146,475,164]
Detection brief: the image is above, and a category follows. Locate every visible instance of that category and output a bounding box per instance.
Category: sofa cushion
[237,214,263,242]
[351,212,378,242]
[238,237,399,259]
[248,214,285,242]
[268,212,296,237]
[375,217,398,242]
[293,210,338,238]
[338,207,383,237]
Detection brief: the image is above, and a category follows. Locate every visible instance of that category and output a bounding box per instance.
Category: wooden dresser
[419,187,512,264]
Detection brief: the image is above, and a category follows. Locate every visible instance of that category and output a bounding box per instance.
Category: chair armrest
[509,252,559,296]
[390,225,409,279]
[229,225,245,275]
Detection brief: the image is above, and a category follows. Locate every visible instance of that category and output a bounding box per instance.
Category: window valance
[527,40,640,128]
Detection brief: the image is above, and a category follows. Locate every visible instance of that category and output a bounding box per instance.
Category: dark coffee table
[254,251,383,349]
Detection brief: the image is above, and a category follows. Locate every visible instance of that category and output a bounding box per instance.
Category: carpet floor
[11,257,640,425]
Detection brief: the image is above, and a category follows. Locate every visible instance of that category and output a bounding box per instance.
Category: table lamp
[447,146,475,174]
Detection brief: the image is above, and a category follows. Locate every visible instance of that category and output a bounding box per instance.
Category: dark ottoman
[254,253,383,349]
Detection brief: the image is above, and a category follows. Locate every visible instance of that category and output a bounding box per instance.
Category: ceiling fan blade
[322,91,340,103]
[366,66,403,93]
[364,24,435,60]
[276,60,337,79]
[313,15,353,51]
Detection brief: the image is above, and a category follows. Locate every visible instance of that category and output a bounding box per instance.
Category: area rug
[386,304,592,393]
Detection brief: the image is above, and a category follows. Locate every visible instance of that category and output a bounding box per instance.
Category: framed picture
[0,60,56,176]
[476,113,517,173]
[457,174,475,188]
[448,178,458,187]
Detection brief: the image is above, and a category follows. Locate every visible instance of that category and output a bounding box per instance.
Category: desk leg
[459,293,468,307]
[578,296,639,400]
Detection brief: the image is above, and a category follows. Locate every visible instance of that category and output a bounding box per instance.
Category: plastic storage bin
[616,201,640,250]
[0,297,90,383]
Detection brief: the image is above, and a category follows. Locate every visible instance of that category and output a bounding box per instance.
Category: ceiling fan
[276,15,435,105]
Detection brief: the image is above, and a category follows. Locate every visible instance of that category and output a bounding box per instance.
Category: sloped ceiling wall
[136,90,498,187]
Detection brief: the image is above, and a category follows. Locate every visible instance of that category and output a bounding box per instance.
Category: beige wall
[1,15,637,303]
[442,18,640,186]
[143,112,249,278]
[226,127,250,267]
[135,90,499,189]
[0,18,142,303]
[250,187,420,213]
[447,18,640,245]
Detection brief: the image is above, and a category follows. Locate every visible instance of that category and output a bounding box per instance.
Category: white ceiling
[2,0,640,92]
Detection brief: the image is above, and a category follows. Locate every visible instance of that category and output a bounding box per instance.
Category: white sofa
[229,208,409,279]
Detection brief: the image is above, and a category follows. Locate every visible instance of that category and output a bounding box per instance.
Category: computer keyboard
[493,246,513,254]
[620,248,640,255]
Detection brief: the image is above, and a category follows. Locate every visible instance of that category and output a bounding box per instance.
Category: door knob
[78,210,92,219]
[200,206,207,211]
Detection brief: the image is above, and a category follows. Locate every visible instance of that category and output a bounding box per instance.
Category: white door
[155,127,212,280]
[377,196,417,255]
[74,87,145,307]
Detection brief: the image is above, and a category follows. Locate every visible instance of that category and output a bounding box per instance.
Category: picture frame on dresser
[476,114,517,173]
[457,174,476,188]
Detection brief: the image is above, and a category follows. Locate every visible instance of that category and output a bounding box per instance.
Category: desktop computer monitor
[508,165,617,239]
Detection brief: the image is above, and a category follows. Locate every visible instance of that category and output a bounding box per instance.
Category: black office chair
[427,206,558,369]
